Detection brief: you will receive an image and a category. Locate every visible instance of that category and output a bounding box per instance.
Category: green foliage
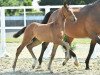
[39,0,97,5]
[0,0,32,6]
[0,0,97,16]
[39,0,63,5]
[23,0,32,6]
[0,0,33,16]
[0,0,20,6]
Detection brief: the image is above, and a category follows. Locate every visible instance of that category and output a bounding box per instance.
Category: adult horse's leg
[85,33,100,70]
[62,36,79,66]
[48,44,58,73]
[26,39,42,69]
[37,42,49,68]
[85,40,96,70]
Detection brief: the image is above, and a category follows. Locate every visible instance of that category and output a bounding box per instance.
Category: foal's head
[62,2,77,22]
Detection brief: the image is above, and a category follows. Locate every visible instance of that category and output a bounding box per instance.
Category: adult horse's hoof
[74,61,79,67]
[48,68,53,73]
[85,67,90,70]
[62,62,66,66]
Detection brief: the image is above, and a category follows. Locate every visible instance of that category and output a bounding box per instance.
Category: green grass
[6,37,91,44]
[70,38,91,49]
[72,38,91,44]
[6,35,23,43]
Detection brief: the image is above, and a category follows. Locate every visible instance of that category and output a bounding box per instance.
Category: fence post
[24,8,26,27]
[45,7,50,15]
[0,7,6,57]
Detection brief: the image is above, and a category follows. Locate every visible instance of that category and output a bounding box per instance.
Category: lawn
[6,36,91,44]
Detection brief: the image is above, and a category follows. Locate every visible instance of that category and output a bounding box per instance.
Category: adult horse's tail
[13,11,53,38]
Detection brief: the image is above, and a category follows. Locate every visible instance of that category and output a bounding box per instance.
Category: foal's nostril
[74,17,77,22]
[73,17,77,22]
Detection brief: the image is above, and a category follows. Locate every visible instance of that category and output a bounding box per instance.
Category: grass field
[6,36,91,44]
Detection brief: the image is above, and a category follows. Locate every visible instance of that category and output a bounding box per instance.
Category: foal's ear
[63,0,69,11]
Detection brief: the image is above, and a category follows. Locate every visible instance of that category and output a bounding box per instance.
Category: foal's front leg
[62,36,78,66]
[61,41,70,59]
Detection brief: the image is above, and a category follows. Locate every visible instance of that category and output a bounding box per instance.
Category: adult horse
[38,0,100,70]
[39,0,100,70]
[15,0,100,70]
[12,2,77,72]
[62,0,100,70]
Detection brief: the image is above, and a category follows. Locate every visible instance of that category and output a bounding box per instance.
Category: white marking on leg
[64,42,70,59]
[32,59,37,69]
[73,57,79,66]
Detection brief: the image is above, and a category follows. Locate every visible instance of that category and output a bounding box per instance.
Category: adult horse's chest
[65,21,88,38]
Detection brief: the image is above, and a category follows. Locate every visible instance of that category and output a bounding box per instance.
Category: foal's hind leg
[26,39,42,69]
[48,44,58,73]
[13,31,34,71]
[12,45,24,71]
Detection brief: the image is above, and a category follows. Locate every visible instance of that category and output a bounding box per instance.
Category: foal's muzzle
[70,15,77,22]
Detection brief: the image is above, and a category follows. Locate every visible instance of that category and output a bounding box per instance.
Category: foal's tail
[13,27,26,38]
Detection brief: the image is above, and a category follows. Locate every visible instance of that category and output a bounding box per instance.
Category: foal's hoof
[12,65,15,71]
[74,61,79,67]
[62,62,66,66]
[32,65,35,69]
[36,65,41,69]
[50,70,53,73]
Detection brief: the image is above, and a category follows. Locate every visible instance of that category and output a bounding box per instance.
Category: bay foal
[13,3,77,72]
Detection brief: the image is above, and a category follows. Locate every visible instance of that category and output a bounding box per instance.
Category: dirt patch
[0,43,100,75]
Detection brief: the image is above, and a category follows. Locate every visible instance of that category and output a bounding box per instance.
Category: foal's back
[30,22,54,42]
